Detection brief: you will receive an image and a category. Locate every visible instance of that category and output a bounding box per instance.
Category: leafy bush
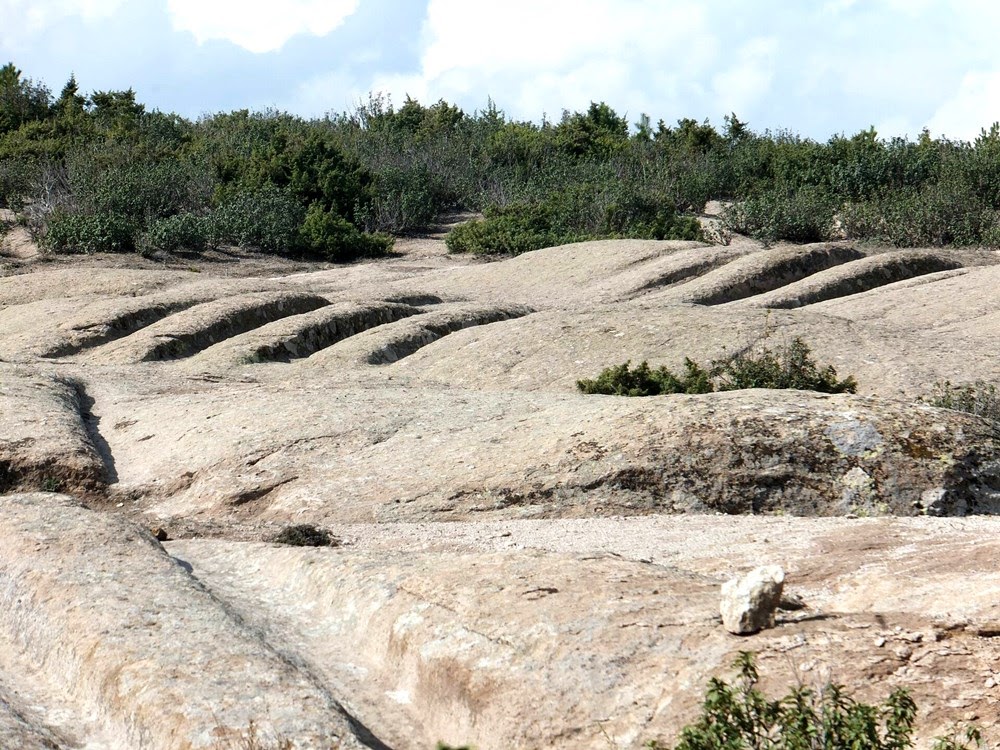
[44,210,138,253]
[211,185,304,253]
[67,154,212,223]
[840,182,998,247]
[271,524,339,547]
[298,202,393,261]
[361,165,442,233]
[137,212,212,254]
[578,338,856,396]
[9,63,1000,261]
[446,204,564,255]
[721,187,838,244]
[604,194,704,241]
[0,155,39,209]
[651,651,982,750]
[447,189,702,256]
[922,380,1000,422]
[713,337,857,393]
[577,359,713,396]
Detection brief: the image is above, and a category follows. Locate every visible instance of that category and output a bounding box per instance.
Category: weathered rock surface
[0,371,106,496]
[0,493,371,749]
[721,566,786,634]
[78,382,999,523]
[2,225,1000,747]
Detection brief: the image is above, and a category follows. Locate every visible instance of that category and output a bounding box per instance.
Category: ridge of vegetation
[4,63,1000,259]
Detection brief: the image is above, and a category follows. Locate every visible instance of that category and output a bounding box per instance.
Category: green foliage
[713,337,857,394]
[70,155,212,222]
[446,204,564,255]
[660,652,920,750]
[652,653,985,750]
[578,338,856,397]
[44,210,138,253]
[840,179,999,247]
[933,726,984,750]
[211,185,304,253]
[358,165,443,233]
[0,155,39,209]
[922,380,1000,423]
[298,202,393,261]
[447,184,703,255]
[554,102,629,158]
[271,524,339,547]
[577,359,713,396]
[8,62,1000,262]
[137,212,213,255]
[721,187,838,244]
[0,63,51,135]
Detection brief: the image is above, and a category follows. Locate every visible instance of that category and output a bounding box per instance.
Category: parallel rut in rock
[85,291,332,364]
[0,494,378,750]
[741,250,965,309]
[185,300,424,369]
[678,243,864,305]
[298,303,535,367]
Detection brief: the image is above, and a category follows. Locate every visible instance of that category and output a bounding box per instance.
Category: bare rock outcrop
[3,231,1000,747]
[0,493,372,749]
[0,370,106,496]
[720,566,786,634]
[94,385,1000,523]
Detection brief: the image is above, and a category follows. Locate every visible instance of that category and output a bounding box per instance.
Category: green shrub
[447,190,702,256]
[361,165,442,233]
[211,185,304,253]
[922,380,1000,422]
[713,337,857,393]
[298,202,393,261]
[656,652,925,750]
[604,195,704,241]
[577,359,713,396]
[446,204,564,255]
[652,652,984,750]
[137,212,212,254]
[68,155,212,223]
[577,338,856,397]
[721,187,838,244]
[44,210,138,253]
[0,156,39,209]
[271,524,339,547]
[840,182,998,247]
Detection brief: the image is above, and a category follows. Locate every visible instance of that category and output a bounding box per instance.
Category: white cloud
[283,70,367,118]
[0,0,126,48]
[927,70,1000,141]
[165,0,360,54]
[873,116,919,140]
[367,0,717,123]
[711,37,777,117]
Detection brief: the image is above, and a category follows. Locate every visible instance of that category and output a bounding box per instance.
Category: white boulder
[720,565,785,635]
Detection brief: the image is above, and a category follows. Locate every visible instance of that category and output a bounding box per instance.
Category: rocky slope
[1,227,1000,748]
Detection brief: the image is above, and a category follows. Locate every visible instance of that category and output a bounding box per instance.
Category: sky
[2,0,1000,141]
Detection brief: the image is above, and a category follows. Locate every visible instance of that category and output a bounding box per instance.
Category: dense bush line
[4,62,1000,257]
